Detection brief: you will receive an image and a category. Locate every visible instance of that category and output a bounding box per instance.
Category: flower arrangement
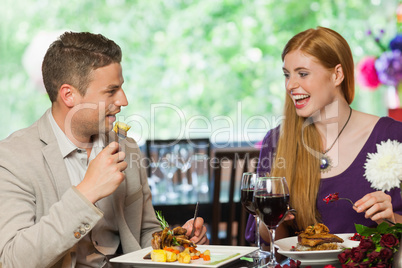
[363,139,402,192]
[356,30,402,107]
[338,222,402,267]
[356,5,402,109]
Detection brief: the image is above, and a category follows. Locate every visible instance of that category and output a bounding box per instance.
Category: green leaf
[156,210,169,230]
[391,223,402,235]
[376,222,390,234]
[356,223,378,237]
[355,223,368,234]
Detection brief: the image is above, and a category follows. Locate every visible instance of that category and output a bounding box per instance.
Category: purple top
[245,117,402,243]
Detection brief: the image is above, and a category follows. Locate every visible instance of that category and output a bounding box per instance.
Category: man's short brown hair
[42,32,122,102]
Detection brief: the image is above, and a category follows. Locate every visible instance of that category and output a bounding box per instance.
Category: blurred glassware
[158,146,179,199]
[174,143,194,192]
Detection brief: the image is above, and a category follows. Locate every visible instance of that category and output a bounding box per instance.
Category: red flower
[359,238,375,250]
[356,56,381,90]
[379,247,393,261]
[375,262,389,268]
[323,265,336,268]
[379,233,399,248]
[342,262,357,268]
[367,250,380,262]
[338,222,402,267]
[351,247,365,262]
[338,248,352,264]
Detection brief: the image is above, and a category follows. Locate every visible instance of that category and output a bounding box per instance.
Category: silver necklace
[320,107,352,173]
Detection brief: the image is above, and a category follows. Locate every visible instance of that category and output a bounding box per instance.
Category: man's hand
[76,142,127,203]
[182,217,209,245]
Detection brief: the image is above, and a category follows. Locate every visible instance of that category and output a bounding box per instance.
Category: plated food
[110,245,257,267]
[150,246,210,263]
[275,233,358,264]
[295,223,344,251]
[146,211,210,264]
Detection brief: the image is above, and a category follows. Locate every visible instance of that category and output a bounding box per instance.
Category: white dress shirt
[48,110,120,267]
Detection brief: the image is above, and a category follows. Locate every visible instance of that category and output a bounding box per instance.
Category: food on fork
[113,121,131,138]
[323,192,340,204]
[295,223,344,251]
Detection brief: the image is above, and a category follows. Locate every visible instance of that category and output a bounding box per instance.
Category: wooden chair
[209,147,260,245]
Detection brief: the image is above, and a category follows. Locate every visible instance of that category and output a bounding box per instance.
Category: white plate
[110,245,258,267]
[275,233,359,264]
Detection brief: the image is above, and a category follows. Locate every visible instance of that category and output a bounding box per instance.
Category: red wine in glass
[255,193,289,228]
[240,172,269,259]
[241,189,257,215]
[255,176,290,266]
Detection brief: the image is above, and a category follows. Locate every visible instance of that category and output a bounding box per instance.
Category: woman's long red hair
[271,27,355,230]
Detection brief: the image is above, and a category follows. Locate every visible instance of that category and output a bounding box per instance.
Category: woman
[246,26,402,245]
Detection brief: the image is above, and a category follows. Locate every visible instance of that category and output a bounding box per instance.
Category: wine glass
[158,146,179,199]
[254,176,290,267]
[240,172,269,259]
[174,143,194,192]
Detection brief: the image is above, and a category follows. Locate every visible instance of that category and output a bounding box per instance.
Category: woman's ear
[59,84,76,108]
[333,64,344,86]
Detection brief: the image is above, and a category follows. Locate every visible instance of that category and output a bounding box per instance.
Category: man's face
[70,63,128,141]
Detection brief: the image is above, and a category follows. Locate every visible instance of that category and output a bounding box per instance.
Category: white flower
[364,139,402,192]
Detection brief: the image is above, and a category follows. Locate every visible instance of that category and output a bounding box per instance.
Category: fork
[335,197,396,226]
[189,202,199,237]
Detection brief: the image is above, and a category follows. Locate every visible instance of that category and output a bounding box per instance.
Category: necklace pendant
[320,153,332,173]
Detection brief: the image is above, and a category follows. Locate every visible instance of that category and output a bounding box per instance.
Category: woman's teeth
[293,94,310,101]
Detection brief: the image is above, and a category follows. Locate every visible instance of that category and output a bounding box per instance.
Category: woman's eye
[283,73,290,78]
[299,72,308,77]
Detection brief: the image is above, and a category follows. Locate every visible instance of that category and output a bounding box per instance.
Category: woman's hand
[354,191,396,224]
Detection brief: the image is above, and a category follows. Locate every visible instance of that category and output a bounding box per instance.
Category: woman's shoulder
[354,111,402,147]
[261,125,281,147]
[263,124,281,140]
[372,116,402,141]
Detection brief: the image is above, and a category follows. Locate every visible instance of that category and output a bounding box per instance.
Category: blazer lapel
[38,110,72,199]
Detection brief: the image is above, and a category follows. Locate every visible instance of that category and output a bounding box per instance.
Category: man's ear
[59,84,77,108]
[333,64,344,86]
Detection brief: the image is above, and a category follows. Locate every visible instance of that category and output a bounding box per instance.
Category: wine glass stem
[255,216,261,251]
[167,174,174,192]
[268,228,277,264]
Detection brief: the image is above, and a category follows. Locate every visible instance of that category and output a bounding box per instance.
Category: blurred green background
[1,0,399,145]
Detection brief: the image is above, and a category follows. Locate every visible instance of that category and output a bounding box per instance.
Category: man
[0,32,208,267]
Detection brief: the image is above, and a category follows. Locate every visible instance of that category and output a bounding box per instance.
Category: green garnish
[155,211,180,246]
[156,210,169,230]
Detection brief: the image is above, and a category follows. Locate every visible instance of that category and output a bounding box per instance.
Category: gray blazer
[0,110,160,267]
